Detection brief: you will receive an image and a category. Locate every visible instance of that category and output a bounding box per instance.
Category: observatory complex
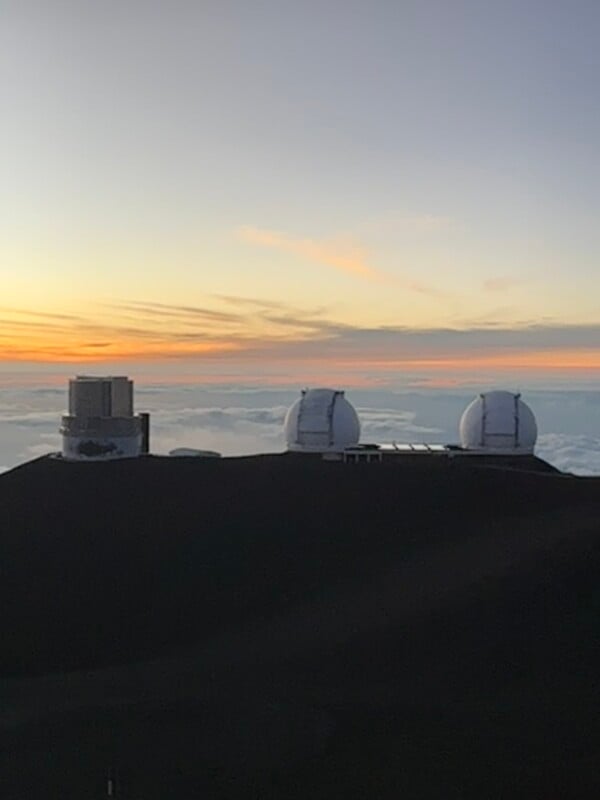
[57,376,539,465]
[284,387,538,463]
[61,376,149,460]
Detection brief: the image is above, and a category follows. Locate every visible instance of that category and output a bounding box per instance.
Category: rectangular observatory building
[61,376,149,460]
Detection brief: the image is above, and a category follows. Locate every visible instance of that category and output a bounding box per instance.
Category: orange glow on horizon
[2,304,600,377]
[2,331,600,375]
[356,349,600,371]
[259,349,600,373]
[0,340,243,363]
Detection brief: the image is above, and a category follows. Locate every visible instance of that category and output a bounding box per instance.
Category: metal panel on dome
[480,392,519,446]
[296,389,340,447]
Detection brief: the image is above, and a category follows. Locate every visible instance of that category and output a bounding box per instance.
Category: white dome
[459,391,537,453]
[284,388,360,452]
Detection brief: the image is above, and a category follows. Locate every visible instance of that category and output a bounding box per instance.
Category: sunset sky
[2,1,600,386]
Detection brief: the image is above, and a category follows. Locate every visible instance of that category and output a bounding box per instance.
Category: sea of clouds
[0,384,600,475]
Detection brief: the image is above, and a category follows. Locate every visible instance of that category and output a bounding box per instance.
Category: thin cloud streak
[237,225,448,297]
[2,297,600,378]
[0,296,340,362]
[0,308,85,322]
[237,225,382,280]
[214,295,288,311]
[111,301,242,324]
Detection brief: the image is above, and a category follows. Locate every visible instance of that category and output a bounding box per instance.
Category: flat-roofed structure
[341,443,450,463]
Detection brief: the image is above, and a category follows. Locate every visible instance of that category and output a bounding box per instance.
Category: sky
[1,0,600,386]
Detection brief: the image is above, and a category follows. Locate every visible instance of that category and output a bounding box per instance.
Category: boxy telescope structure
[61,376,149,460]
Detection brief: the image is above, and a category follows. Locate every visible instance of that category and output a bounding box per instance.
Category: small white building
[61,376,149,460]
[168,448,221,458]
[284,388,360,453]
[459,391,537,454]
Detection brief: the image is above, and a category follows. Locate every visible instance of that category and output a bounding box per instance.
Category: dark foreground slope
[1,454,600,798]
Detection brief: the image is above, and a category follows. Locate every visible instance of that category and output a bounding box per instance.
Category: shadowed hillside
[1,454,600,797]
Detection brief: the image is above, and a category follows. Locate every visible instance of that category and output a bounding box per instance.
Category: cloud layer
[536,434,600,476]
[1,383,599,476]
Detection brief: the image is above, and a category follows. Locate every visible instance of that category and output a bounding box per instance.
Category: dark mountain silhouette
[1,453,600,798]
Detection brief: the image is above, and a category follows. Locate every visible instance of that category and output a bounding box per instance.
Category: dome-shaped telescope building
[284,388,360,453]
[459,391,537,454]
